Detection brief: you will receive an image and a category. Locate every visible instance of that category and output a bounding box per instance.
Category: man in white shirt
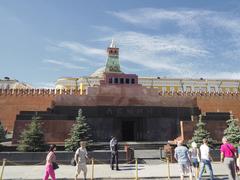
[198,138,214,180]
[75,141,88,180]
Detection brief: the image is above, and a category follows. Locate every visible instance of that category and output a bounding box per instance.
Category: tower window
[131,78,135,84]
[109,78,112,84]
[120,78,124,84]
[126,78,130,84]
[114,78,119,84]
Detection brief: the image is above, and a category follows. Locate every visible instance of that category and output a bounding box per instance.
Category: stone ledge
[0,150,129,165]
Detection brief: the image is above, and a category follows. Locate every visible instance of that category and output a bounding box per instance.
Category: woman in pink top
[43,144,57,180]
[220,137,237,180]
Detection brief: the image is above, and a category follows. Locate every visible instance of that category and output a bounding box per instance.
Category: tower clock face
[109,66,120,72]
[109,66,114,71]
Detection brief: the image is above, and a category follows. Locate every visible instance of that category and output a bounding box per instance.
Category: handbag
[52,162,59,170]
[71,158,77,166]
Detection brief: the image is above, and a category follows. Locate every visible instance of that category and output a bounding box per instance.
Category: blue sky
[0,0,240,88]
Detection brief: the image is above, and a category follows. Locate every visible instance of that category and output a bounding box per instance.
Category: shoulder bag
[52,162,59,170]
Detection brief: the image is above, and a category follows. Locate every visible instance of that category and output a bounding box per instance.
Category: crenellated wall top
[158,91,240,97]
[0,88,83,96]
[0,88,240,97]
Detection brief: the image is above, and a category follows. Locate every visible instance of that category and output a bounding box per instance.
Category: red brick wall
[0,95,54,131]
[181,120,227,142]
[12,120,74,144]
[197,96,240,119]
[180,96,240,142]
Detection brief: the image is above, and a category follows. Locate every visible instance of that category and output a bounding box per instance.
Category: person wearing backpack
[220,137,237,180]
[74,141,88,180]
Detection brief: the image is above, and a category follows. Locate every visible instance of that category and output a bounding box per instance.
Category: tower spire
[110,39,116,48]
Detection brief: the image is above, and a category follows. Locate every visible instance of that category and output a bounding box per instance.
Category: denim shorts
[191,158,199,168]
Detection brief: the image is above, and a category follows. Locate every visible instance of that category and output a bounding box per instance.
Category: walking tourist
[238,140,240,173]
[220,137,237,180]
[174,140,193,180]
[43,144,57,180]
[75,141,88,180]
[4,127,8,136]
[198,138,214,180]
[189,141,200,178]
[110,136,119,170]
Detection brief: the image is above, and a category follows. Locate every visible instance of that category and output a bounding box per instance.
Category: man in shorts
[75,141,88,180]
[174,140,193,180]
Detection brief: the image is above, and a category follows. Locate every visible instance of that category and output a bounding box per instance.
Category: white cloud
[201,72,240,80]
[43,59,85,70]
[58,41,105,57]
[43,8,240,79]
[99,31,207,74]
[208,15,240,35]
[109,8,240,32]
[71,56,105,67]
[121,64,146,73]
[222,50,240,61]
[116,32,208,56]
[32,82,55,89]
[91,25,115,33]
[109,8,240,47]
[45,41,107,72]
[105,8,240,78]
[109,8,211,28]
[122,51,182,72]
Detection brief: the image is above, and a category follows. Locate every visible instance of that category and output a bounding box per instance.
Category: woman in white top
[189,142,200,178]
[43,144,57,180]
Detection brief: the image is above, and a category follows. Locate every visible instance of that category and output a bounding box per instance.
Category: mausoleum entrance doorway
[122,120,134,141]
[121,118,144,141]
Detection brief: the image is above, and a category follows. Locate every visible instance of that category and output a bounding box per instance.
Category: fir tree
[17,113,46,152]
[0,121,6,142]
[65,109,92,151]
[223,113,240,147]
[188,115,215,147]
